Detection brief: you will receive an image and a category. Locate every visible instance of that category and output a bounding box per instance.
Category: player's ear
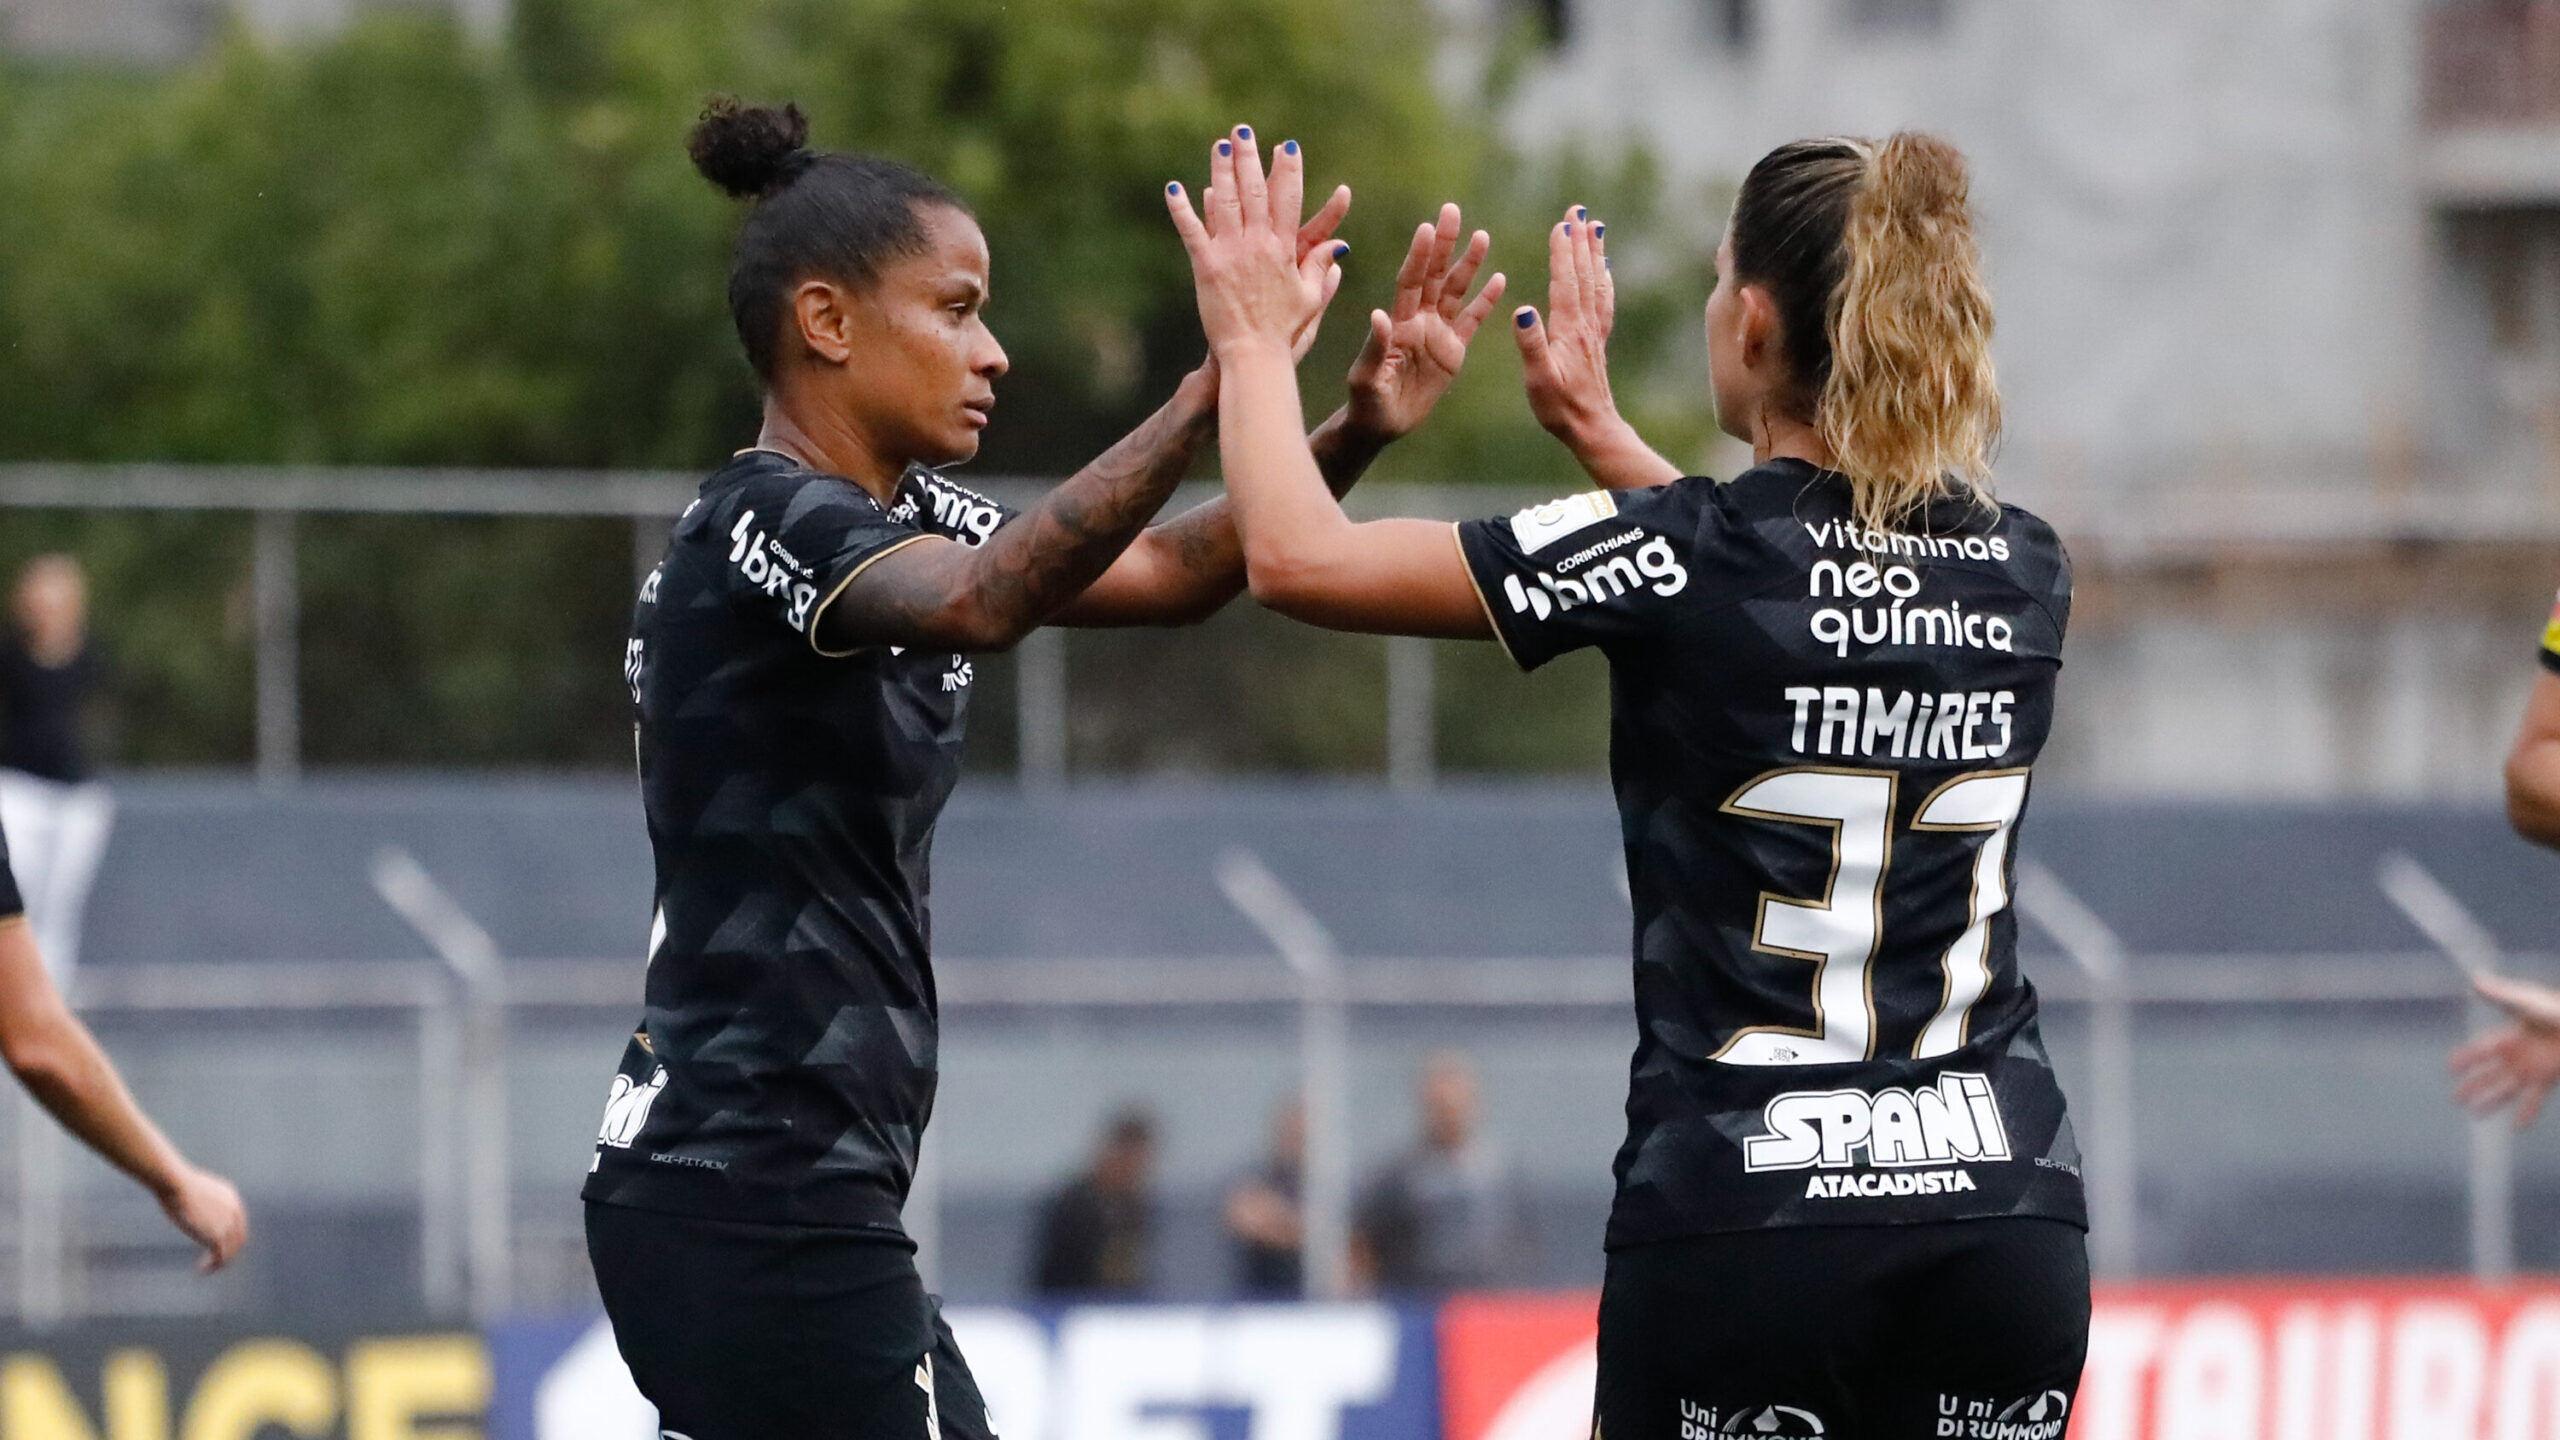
[791,278,860,367]
[1734,283,1782,376]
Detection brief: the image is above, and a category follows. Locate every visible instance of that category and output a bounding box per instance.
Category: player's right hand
[1515,205,1625,450]
[1166,127,1342,359]
[159,1164,248,1272]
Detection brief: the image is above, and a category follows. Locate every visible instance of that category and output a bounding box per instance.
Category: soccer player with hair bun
[1171,127,2088,1433]
[581,98,1510,1438]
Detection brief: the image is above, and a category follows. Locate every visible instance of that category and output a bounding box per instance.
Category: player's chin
[923,427,984,468]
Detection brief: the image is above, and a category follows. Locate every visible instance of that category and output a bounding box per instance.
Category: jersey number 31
[1717,767,2028,1066]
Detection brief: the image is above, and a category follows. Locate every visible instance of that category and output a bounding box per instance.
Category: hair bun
[688,97,813,200]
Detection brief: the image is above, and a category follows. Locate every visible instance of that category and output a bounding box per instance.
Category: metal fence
[0,845,2539,1326]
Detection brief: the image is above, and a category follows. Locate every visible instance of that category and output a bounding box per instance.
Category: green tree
[0,1,1713,769]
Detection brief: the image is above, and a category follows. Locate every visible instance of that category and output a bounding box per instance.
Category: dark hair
[1728,133,2000,529]
[687,97,970,380]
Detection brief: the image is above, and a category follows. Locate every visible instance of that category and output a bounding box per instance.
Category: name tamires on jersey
[1455,458,2087,1244]
[583,451,1011,1234]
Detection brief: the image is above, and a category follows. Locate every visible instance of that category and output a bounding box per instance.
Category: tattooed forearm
[818,381,1214,652]
[1134,405,1384,596]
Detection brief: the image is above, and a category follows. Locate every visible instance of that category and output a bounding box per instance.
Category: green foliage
[0,0,1715,771]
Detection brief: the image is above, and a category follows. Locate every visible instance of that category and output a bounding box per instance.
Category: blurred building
[1450,0,2560,799]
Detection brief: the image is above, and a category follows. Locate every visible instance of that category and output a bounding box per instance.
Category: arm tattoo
[1139,406,1387,595]
[822,387,1212,650]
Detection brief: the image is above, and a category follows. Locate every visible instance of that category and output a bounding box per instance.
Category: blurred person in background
[0,555,114,982]
[1172,126,2088,1433]
[582,100,1510,1440]
[2450,598,2560,1121]
[1030,1106,1159,1297]
[1351,1050,1529,1293]
[0,813,244,1269]
[1223,1097,1304,1296]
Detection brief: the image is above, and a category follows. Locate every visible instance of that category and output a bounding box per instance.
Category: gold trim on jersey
[807,533,939,659]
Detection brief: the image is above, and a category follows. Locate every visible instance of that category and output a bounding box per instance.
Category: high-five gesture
[1514,206,1680,491]
[1167,127,1340,358]
[1344,204,1508,442]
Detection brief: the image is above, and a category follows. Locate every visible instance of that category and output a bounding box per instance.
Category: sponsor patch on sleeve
[1508,491,1619,554]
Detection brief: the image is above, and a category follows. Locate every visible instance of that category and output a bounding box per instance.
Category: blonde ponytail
[1820,133,2000,533]
[1727,132,2002,534]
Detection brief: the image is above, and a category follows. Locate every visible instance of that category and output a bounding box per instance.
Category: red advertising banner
[2083,1280,2560,1440]
[1438,1281,2560,1440]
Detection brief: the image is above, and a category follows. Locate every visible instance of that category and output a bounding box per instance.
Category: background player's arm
[2507,671,2560,847]
[1513,209,1683,493]
[1166,132,1496,639]
[0,918,247,1269]
[1056,204,1507,628]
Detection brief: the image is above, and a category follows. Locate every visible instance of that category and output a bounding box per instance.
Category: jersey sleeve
[1456,483,1705,670]
[707,470,933,657]
[2538,587,2560,676]
[0,815,21,921]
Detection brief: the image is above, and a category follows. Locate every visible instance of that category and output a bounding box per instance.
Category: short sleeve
[1456,483,1705,670]
[701,465,933,657]
[2539,587,2560,676]
[0,815,20,921]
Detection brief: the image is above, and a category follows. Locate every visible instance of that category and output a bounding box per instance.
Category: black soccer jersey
[0,814,20,921]
[582,450,1013,1233]
[1456,458,2086,1246]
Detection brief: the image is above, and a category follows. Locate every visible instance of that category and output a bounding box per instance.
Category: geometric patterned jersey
[1457,460,2089,1245]
[583,449,1013,1233]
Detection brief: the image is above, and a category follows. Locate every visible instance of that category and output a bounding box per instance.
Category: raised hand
[1516,205,1623,444]
[1167,127,1341,358]
[1343,203,1507,443]
[1514,206,1679,491]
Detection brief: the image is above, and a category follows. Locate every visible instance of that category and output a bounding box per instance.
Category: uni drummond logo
[1935,1390,2068,1440]
[1744,1073,2010,1199]
[1680,1401,1828,1437]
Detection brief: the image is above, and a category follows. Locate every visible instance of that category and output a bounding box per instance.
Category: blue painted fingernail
[1217,141,1231,156]
[1283,140,1299,155]
[1564,222,1575,236]
[1333,242,1350,259]
[1575,206,1588,220]
[1168,182,1181,195]
[1237,126,1252,139]
[1595,223,1605,238]
[1516,310,1536,328]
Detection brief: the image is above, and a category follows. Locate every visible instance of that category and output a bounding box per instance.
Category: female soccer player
[581,100,1506,1439]
[0,817,245,1271]
[1170,128,2089,1435]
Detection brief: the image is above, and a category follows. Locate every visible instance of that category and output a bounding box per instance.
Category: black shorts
[1595,1217,2089,1440]
[586,1201,992,1440]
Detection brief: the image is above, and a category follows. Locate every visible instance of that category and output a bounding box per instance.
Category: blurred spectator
[1029,1106,1157,1297]
[1352,1050,1531,1293]
[0,556,112,982]
[1224,1099,1304,1296]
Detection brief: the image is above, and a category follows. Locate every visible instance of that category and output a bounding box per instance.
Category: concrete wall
[1456,0,2449,505]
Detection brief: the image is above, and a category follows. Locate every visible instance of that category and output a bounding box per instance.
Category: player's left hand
[1341,204,1506,443]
